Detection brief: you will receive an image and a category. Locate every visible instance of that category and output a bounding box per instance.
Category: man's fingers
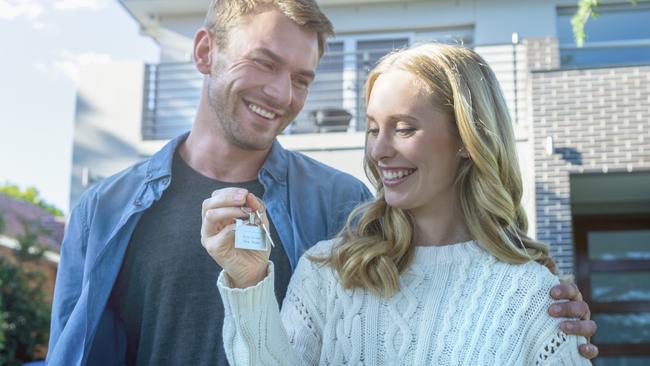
[202,188,249,217]
[544,257,558,274]
[561,320,597,338]
[245,193,264,212]
[578,343,599,360]
[548,300,590,320]
[550,282,581,301]
[204,206,247,227]
[202,223,236,258]
[201,207,247,237]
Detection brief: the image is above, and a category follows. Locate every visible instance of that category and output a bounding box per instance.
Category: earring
[458,147,470,159]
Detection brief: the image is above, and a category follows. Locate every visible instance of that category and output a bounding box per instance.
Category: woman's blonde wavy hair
[313,43,552,297]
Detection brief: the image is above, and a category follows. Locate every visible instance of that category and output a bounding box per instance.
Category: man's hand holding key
[201,188,271,289]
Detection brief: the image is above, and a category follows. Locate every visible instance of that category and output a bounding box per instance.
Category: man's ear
[194,28,214,75]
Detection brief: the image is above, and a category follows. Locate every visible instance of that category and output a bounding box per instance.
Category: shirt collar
[144,133,288,184]
[144,132,189,182]
[259,139,288,184]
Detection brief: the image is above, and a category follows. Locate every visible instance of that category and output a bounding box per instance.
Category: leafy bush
[0,184,63,217]
[0,212,52,365]
[0,256,51,366]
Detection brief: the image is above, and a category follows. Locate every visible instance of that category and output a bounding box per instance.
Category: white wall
[157,15,204,62]
[70,61,153,207]
[135,0,642,61]
[148,0,568,55]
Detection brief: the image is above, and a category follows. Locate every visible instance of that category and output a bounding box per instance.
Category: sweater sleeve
[535,331,592,366]
[218,257,326,366]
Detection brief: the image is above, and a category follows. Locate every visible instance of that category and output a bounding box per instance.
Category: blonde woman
[202,44,592,365]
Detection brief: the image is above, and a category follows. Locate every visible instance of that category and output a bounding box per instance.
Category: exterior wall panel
[531,64,650,274]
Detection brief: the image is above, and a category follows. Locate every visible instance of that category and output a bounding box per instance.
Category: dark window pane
[356,39,410,72]
[597,357,650,366]
[355,39,410,130]
[588,230,650,261]
[557,4,650,66]
[561,46,650,67]
[558,5,650,43]
[592,313,650,344]
[591,272,650,302]
[318,42,344,73]
[294,42,346,133]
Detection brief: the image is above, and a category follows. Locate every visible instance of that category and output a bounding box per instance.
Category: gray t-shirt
[109,151,292,365]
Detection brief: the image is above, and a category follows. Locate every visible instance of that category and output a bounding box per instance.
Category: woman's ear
[194,28,214,75]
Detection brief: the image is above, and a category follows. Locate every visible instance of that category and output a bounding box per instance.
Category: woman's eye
[396,128,416,136]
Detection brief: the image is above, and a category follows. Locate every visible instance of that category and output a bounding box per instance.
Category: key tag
[234,207,275,251]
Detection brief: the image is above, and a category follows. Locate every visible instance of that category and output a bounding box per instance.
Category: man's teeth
[383,170,414,180]
[249,103,276,119]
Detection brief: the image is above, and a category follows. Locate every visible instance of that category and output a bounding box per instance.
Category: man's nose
[262,72,292,109]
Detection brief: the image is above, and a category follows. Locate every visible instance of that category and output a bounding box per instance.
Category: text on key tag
[234,212,267,251]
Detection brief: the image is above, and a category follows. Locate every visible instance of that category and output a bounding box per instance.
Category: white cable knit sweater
[218,240,591,365]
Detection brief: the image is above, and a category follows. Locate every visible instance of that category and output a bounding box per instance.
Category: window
[574,215,650,362]
[294,27,473,134]
[557,3,650,67]
[354,38,410,130]
[290,42,345,133]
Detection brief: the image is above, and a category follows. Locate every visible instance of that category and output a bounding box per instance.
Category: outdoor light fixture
[511,32,519,44]
[545,136,554,155]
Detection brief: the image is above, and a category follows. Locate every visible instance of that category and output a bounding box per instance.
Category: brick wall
[531,65,650,274]
[524,37,559,71]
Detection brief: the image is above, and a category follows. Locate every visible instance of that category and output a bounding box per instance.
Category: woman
[204,43,591,365]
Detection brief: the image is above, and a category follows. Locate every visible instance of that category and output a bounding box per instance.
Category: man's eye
[366,128,379,137]
[254,59,273,70]
[293,77,310,90]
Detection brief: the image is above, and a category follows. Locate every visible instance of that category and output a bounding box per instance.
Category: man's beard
[207,83,275,152]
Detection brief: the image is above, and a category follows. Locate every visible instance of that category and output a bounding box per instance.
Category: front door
[573,214,650,365]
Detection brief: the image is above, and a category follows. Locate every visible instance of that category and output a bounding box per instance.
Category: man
[47,1,598,365]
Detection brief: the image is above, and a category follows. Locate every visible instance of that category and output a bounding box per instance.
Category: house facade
[69,1,650,363]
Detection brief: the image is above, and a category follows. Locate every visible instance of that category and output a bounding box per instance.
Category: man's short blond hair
[204,0,334,57]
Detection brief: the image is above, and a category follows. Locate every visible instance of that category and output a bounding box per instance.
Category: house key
[234,207,275,251]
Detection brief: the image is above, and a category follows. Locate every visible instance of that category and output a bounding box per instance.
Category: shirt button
[133,199,142,207]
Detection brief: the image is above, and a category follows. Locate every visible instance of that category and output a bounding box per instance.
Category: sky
[0,0,158,215]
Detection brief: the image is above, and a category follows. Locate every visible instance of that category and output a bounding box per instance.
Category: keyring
[240,205,258,225]
[238,204,274,248]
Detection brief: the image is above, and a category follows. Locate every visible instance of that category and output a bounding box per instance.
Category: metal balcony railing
[142,44,528,140]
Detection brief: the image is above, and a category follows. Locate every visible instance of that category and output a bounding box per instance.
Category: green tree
[572,0,638,47]
[0,257,50,365]
[0,213,51,364]
[0,183,63,217]
[13,220,49,262]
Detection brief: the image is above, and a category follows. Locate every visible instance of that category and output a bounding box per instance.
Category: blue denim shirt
[47,133,372,366]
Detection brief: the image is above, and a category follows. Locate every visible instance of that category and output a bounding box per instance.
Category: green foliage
[572,0,637,47]
[0,211,51,363]
[0,183,63,218]
[571,0,599,47]
[14,220,48,262]
[0,257,51,365]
